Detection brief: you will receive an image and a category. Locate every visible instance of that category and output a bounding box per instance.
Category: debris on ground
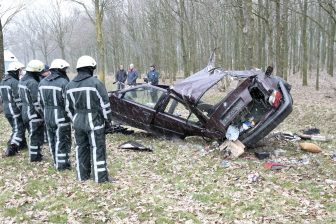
[296,133,332,142]
[271,131,301,141]
[325,179,336,186]
[299,142,322,153]
[298,155,310,165]
[118,141,153,152]
[220,160,231,168]
[247,173,260,183]
[263,162,286,170]
[255,151,270,160]
[219,140,245,158]
[105,124,135,135]
[302,128,320,135]
[331,151,336,162]
[225,125,240,141]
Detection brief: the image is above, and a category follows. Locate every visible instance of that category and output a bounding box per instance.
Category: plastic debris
[298,155,310,165]
[255,151,270,160]
[299,142,322,153]
[247,173,260,183]
[225,125,240,141]
[220,160,231,168]
[263,162,285,170]
[220,140,245,158]
[118,141,152,152]
[331,151,336,162]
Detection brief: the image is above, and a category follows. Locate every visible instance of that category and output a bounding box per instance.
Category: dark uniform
[0,70,27,156]
[115,68,127,90]
[65,62,112,183]
[38,68,71,170]
[19,61,45,162]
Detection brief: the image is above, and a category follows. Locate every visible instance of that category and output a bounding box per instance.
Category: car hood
[171,67,264,105]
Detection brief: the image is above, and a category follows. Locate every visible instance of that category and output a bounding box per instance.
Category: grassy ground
[0,72,335,223]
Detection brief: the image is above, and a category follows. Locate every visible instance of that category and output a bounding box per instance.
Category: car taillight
[268,90,281,108]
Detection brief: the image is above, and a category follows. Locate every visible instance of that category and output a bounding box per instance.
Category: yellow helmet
[76,55,96,69]
[26,60,44,72]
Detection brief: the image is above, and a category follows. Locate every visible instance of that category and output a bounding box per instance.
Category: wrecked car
[108,55,293,146]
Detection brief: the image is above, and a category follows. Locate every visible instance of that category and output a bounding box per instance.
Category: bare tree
[0,1,25,77]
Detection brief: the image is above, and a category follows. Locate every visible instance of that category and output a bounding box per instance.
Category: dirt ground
[0,71,335,223]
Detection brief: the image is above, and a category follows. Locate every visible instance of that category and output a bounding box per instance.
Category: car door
[153,96,204,137]
[114,85,165,131]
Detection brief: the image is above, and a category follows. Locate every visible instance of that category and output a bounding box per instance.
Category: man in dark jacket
[146,65,160,102]
[115,64,127,90]
[65,55,112,183]
[127,64,138,86]
[146,65,159,85]
[19,60,45,162]
[38,59,71,170]
[0,61,27,156]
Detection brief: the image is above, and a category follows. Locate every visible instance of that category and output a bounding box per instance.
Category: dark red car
[109,58,292,146]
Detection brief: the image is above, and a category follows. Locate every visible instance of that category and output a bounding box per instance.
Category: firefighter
[0,61,27,156]
[65,55,112,183]
[19,60,45,162]
[38,59,71,170]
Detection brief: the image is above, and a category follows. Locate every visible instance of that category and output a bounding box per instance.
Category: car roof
[171,67,263,105]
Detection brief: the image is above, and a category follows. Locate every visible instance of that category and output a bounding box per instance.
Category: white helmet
[26,60,44,72]
[7,61,25,72]
[76,55,97,69]
[50,59,70,69]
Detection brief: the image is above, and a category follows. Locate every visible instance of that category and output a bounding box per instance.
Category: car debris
[247,173,260,183]
[109,50,293,146]
[219,140,245,158]
[105,124,134,135]
[331,151,336,162]
[118,141,153,152]
[302,128,320,135]
[299,142,322,153]
[272,132,301,142]
[220,160,231,168]
[255,151,270,160]
[296,133,332,142]
[263,162,286,170]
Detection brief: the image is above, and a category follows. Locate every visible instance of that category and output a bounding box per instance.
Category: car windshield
[197,77,245,118]
[122,85,165,108]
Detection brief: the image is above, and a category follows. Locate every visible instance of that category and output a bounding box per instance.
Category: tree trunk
[0,20,4,78]
[95,0,106,83]
[302,0,308,86]
[327,17,335,77]
[179,0,189,77]
[275,0,283,78]
[282,0,288,80]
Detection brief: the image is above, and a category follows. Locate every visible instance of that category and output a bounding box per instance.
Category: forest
[0,0,335,87]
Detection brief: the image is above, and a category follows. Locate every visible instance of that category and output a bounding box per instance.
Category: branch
[67,0,95,24]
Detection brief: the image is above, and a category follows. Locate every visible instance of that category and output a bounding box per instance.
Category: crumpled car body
[109,56,293,146]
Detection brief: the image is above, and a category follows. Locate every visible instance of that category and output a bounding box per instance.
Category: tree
[48,0,78,60]
[0,1,25,77]
[69,0,109,83]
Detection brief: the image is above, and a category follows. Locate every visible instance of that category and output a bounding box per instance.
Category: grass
[0,72,336,223]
